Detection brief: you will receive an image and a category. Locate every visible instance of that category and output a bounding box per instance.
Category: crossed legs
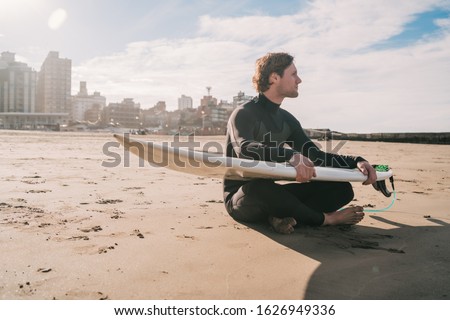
[225,179,364,234]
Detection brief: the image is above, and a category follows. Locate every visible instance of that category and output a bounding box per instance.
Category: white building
[233,91,253,108]
[71,81,106,122]
[0,52,37,113]
[36,51,71,114]
[178,94,193,110]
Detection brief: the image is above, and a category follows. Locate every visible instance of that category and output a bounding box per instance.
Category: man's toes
[279,223,294,234]
[352,213,365,224]
[284,225,294,234]
[284,217,297,227]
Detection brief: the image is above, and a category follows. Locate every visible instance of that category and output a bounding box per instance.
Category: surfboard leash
[363,190,396,213]
[365,164,396,213]
[337,164,396,213]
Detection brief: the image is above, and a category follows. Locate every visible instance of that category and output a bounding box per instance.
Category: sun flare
[48,8,67,30]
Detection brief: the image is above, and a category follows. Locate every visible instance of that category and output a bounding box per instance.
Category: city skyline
[1,0,450,133]
[1,49,249,111]
[0,50,251,132]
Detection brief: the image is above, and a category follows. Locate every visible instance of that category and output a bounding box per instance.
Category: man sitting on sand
[223,52,377,234]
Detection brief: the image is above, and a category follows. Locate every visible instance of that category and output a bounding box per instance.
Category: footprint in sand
[412,191,429,195]
[38,223,51,228]
[96,199,123,204]
[122,187,145,191]
[131,229,145,238]
[67,235,90,241]
[302,226,405,254]
[206,200,224,203]
[176,234,196,240]
[17,281,36,296]
[26,190,52,194]
[0,202,13,208]
[110,209,125,219]
[63,290,108,300]
[98,245,117,254]
[79,226,103,233]
[21,176,46,185]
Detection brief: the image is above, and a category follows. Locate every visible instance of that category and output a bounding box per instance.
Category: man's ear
[269,72,279,85]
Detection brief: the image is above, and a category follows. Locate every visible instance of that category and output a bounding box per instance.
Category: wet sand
[1,130,449,299]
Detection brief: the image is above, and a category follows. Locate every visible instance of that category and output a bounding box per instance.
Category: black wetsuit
[223,93,365,226]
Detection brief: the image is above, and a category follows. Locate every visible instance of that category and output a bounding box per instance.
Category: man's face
[276,63,302,98]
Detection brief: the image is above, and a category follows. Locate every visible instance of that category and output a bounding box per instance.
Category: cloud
[73,38,256,108]
[198,0,443,52]
[73,0,450,132]
[284,28,450,132]
[435,16,450,28]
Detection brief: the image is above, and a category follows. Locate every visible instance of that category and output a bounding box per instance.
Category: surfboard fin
[372,165,395,197]
[372,177,394,197]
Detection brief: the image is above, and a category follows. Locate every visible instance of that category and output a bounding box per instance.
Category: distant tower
[71,81,106,122]
[200,86,217,107]
[79,81,88,96]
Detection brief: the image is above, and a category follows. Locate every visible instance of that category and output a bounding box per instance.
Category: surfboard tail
[372,165,395,197]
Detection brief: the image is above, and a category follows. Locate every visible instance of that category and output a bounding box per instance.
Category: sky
[1,0,449,133]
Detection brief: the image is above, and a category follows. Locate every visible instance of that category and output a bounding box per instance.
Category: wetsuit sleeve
[228,108,297,162]
[286,117,365,169]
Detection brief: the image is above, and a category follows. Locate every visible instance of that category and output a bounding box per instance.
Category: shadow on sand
[243,214,450,299]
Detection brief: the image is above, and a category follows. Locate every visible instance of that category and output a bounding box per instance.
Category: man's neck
[262,90,284,104]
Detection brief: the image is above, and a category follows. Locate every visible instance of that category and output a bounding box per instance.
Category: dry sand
[0,130,449,300]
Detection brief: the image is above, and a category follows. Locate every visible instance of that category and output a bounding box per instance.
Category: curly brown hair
[252,52,294,92]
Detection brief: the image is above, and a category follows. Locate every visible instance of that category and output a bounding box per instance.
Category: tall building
[178,94,193,110]
[36,51,71,113]
[71,81,106,122]
[0,51,37,113]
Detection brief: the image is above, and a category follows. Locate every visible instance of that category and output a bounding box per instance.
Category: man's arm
[286,115,376,184]
[286,116,365,169]
[228,108,297,162]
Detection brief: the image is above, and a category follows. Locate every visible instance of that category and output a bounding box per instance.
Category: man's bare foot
[322,206,365,226]
[268,216,297,234]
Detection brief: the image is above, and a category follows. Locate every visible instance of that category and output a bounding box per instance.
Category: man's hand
[357,161,377,185]
[289,153,316,182]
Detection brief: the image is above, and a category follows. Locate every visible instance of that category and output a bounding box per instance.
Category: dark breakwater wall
[334,132,450,145]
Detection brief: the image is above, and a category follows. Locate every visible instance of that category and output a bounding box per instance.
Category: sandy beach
[1,130,449,300]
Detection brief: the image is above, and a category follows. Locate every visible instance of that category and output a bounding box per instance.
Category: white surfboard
[113,134,393,183]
